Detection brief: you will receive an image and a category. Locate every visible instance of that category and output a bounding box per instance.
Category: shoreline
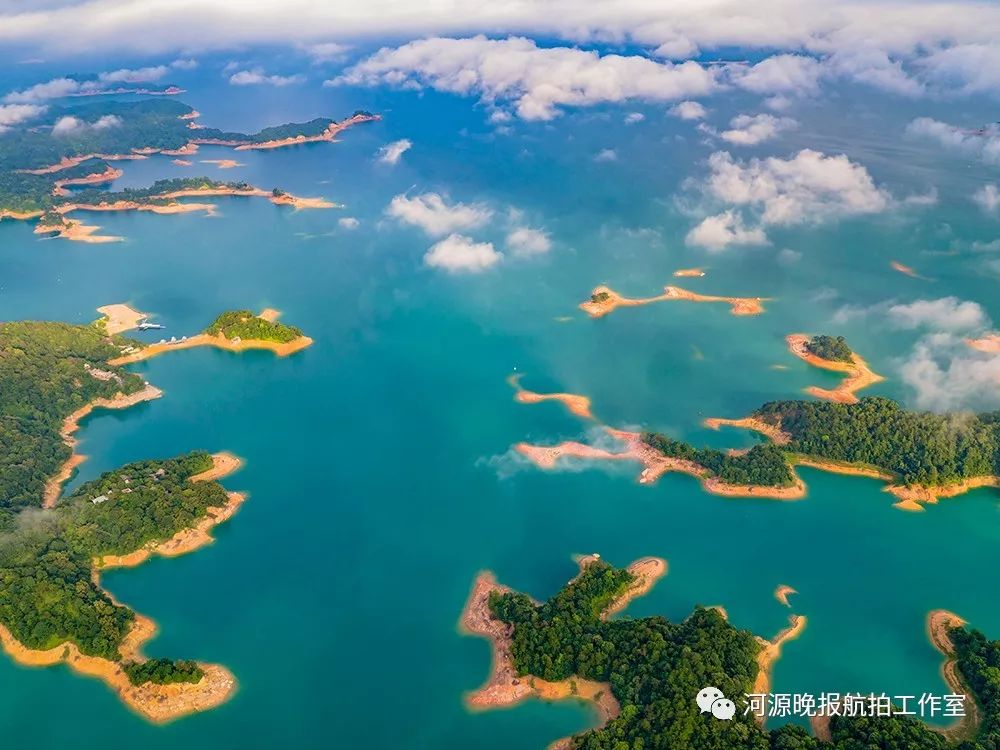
[786,334,884,404]
[516,428,806,500]
[108,331,313,366]
[774,585,797,607]
[43,384,164,508]
[579,284,767,319]
[927,609,980,741]
[507,374,594,420]
[753,614,807,726]
[1,454,244,722]
[97,303,148,334]
[703,416,791,445]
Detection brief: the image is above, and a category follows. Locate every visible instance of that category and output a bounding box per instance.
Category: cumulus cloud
[229,68,304,86]
[377,138,412,165]
[718,113,797,145]
[734,55,823,96]
[333,36,718,121]
[593,148,618,162]
[5,77,84,103]
[972,184,1000,213]
[668,100,707,120]
[900,332,1000,412]
[92,114,121,130]
[0,103,45,131]
[338,217,360,229]
[300,41,351,63]
[685,210,768,251]
[386,192,493,236]
[887,297,988,332]
[624,111,645,124]
[51,115,82,135]
[424,233,501,272]
[506,227,552,256]
[918,43,1000,95]
[98,65,169,83]
[906,117,1000,166]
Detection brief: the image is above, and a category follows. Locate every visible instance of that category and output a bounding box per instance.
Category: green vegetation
[0,452,228,660]
[756,397,1000,485]
[69,177,255,207]
[0,97,371,213]
[0,321,144,510]
[804,335,854,363]
[124,658,204,686]
[206,310,303,343]
[488,559,1000,750]
[591,291,611,303]
[643,432,795,487]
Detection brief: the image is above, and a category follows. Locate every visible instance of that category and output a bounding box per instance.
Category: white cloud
[171,58,198,70]
[424,233,501,272]
[668,100,707,120]
[387,192,493,236]
[825,48,923,96]
[906,117,1000,166]
[718,113,797,145]
[92,114,121,130]
[300,41,351,63]
[0,103,45,130]
[377,138,412,165]
[685,210,768,251]
[624,111,645,124]
[734,54,824,96]
[51,115,82,135]
[506,227,552,256]
[701,149,890,228]
[333,36,718,121]
[903,188,938,207]
[229,68,304,86]
[593,148,618,162]
[972,184,1000,213]
[918,44,1000,95]
[900,332,1000,412]
[98,65,169,83]
[887,297,988,333]
[338,217,360,229]
[5,77,82,103]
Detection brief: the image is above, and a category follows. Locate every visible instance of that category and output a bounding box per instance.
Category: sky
[1,0,1000,410]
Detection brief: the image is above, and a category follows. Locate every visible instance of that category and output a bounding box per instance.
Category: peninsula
[0,309,311,720]
[463,555,1000,749]
[580,284,767,319]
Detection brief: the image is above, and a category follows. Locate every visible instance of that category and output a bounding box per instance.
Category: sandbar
[35,217,122,243]
[579,284,767,319]
[97,303,148,334]
[891,260,929,280]
[507,374,594,420]
[786,334,884,404]
[43,384,164,508]
[774,585,797,607]
[965,334,1000,354]
[201,159,244,169]
[673,268,706,277]
[172,159,193,166]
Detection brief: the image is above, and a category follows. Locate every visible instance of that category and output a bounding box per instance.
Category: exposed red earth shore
[579,284,767,319]
[785,333,885,404]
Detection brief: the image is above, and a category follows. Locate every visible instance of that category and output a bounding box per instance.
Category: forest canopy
[805,335,853,363]
[206,310,303,343]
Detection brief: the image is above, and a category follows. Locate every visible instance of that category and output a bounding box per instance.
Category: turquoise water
[1,67,1000,748]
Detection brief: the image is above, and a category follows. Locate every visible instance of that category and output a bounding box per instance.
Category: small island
[507,374,594,420]
[579,284,767,319]
[108,308,313,365]
[788,333,885,404]
[463,556,995,748]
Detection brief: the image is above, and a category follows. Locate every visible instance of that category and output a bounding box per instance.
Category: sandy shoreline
[774,585,797,607]
[927,610,980,741]
[2,452,244,722]
[108,331,313,366]
[786,334,884,404]
[517,428,806,499]
[97,303,147,334]
[579,284,767,319]
[43,384,164,508]
[753,614,807,720]
[53,166,123,196]
[673,268,705,277]
[966,334,1000,354]
[703,416,791,445]
[508,374,594,420]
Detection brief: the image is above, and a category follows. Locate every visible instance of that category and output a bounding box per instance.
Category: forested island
[804,335,853,363]
[0,310,309,719]
[206,309,304,343]
[0,97,378,215]
[472,557,1000,749]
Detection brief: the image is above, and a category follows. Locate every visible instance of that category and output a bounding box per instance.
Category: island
[0,309,311,720]
[787,334,885,404]
[517,393,999,510]
[966,335,1000,354]
[107,308,313,365]
[579,284,767,319]
[463,555,998,749]
[0,98,379,238]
